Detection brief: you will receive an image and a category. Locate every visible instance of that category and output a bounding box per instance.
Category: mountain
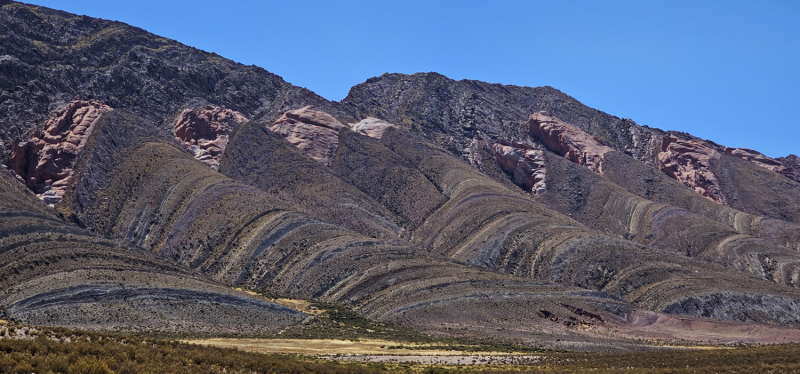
[2,0,800,351]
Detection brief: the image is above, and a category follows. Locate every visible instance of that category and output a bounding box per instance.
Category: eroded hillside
[2,0,800,352]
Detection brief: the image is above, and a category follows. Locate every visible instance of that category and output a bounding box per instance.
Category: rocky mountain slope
[2,0,800,350]
[0,156,306,332]
[341,73,800,225]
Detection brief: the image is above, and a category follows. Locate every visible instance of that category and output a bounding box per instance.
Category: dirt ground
[182,338,519,356]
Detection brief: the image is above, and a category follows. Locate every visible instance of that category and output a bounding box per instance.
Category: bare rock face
[657,134,725,204]
[777,154,800,183]
[493,140,546,195]
[725,147,800,183]
[528,111,614,174]
[10,100,111,205]
[350,117,397,140]
[174,105,248,169]
[270,106,345,166]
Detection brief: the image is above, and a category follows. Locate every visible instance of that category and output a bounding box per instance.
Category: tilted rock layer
[493,140,547,195]
[528,111,614,174]
[174,105,248,169]
[777,154,800,175]
[657,133,725,204]
[10,100,111,205]
[725,147,800,184]
[350,117,397,140]
[270,106,345,166]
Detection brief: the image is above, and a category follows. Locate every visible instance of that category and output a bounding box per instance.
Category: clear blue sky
[27,0,800,157]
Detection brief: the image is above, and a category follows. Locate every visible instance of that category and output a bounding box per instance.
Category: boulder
[270,106,345,166]
[174,105,248,169]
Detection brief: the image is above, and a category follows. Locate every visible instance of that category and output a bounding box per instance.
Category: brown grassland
[2,325,800,373]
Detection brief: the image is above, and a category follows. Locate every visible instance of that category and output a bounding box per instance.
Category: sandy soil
[324,354,543,365]
[606,309,800,344]
[182,338,516,356]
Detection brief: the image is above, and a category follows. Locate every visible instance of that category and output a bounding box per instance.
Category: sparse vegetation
[2,327,800,373]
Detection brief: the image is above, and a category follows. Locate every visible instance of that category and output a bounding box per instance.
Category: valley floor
[3,327,800,373]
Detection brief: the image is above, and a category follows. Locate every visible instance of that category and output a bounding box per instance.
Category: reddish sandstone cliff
[10,100,112,205]
[493,140,547,195]
[528,111,614,174]
[174,105,248,169]
[657,134,725,204]
[270,106,345,166]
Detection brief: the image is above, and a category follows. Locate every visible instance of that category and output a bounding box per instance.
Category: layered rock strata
[330,127,448,234]
[57,110,650,348]
[0,162,305,332]
[220,120,405,240]
[10,100,111,205]
[528,111,614,174]
[492,140,547,195]
[725,147,800,183]
[174,105,248,169]
[270,106,346,166]
[328,126,800,329]
[55,108,800,344]
[536,150,800,286]
[350,117,397,140]
[517,113,800,250]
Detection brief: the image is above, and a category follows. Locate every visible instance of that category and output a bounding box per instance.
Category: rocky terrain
[0,160,306,332]
[2,0,800,352]
[10,99,110,204]
[173,105,248,169]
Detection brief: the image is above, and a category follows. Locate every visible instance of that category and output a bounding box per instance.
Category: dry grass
[235,288,326,316]
[181,338,519,356]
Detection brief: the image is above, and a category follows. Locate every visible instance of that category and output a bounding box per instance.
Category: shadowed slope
[218,120,403,240]
[0,165,306,332]
[331,128,447,236]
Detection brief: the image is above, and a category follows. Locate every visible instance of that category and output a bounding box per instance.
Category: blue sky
[28,0,800,157]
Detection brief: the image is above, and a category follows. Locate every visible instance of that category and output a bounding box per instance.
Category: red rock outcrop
[270,106,345,166]
[493,140,547,195]
[528,111,614,174]
[725,147,800,183]
[657,134,726,204]
[174,105,248,169]
[10,100,112,205]
[350,117,397,140]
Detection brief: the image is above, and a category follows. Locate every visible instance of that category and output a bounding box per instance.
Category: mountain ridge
[2,0,800,351]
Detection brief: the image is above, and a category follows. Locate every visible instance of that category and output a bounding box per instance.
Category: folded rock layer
[0,161,306,332]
